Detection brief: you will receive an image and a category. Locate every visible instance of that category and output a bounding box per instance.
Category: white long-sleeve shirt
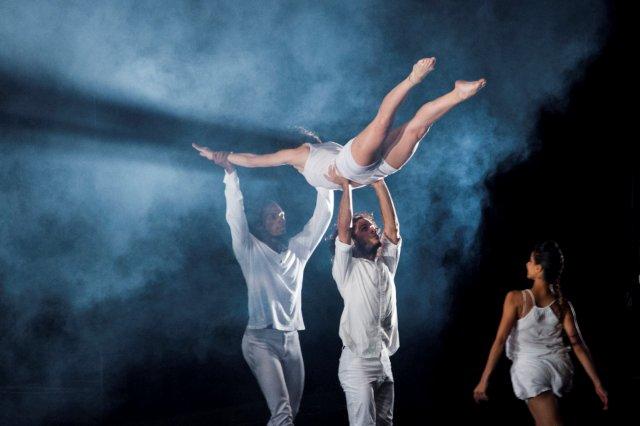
[332,235,401,358]
[223,170,334,331]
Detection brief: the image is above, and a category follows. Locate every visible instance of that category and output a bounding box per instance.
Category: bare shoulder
[560,299,574,319]
[289,143,310,158]
[289,143,311,171]
[504,290,522,306]
[296,142,311,152]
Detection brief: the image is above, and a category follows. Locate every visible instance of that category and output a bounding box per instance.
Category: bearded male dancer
[326,166,401,425]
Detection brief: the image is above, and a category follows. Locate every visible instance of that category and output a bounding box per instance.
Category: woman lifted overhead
[194,57,485,190]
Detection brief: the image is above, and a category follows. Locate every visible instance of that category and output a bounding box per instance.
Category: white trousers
[338,346,394,426]
[242,328,305,426]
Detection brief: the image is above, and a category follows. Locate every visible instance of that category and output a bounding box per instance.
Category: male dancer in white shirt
[326,166,401,426]
[200,151,334,425]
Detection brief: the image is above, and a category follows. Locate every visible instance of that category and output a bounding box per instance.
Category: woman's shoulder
[504,290,525,306]
[306,141,342,160]
[309,140,342,149]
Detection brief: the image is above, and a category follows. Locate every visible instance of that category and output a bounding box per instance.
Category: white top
[301,142,344,190]
[300,142,398,190]
[223,170,334,331]
[505,289,573,400]
[506,289,570,360]
[332,235,401,358]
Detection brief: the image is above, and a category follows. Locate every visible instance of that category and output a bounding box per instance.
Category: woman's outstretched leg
[381,78,486,169]
[193,143,309,170]
[350,57,436,167]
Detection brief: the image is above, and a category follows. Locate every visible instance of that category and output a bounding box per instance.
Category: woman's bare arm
[228,149,299,168]
[193,143,306,169]
[563,305,608,410]
[473,290,519,403]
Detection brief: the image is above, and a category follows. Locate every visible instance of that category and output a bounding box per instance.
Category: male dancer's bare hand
[212,151,234,173]
[193,143,234,173]
[325,165,350,188]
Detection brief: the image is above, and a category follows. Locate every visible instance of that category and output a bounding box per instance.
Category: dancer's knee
[405,122,431,142]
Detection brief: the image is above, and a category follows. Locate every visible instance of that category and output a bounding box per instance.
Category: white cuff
[334,237,353,252]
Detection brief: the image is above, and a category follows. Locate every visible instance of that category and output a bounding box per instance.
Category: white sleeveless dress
[505,289,574,400]
[300,141,399,190]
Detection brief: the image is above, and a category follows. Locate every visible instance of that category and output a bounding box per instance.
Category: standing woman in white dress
[473,241,608,425]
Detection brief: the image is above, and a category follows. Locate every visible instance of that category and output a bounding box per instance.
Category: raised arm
[563,303,608,410]
[193,143,305,169]
[371,180,399,244]
[194,147,253,256]
[325,166,354,289]
[473,290,519,403]
[289,188,334,261]
[228,149,298,168]
[223,169,252,256]
[326,165,353,244]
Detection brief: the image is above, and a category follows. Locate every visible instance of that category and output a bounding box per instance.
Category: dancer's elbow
[570,338,586,351]
[405,123,430,141]
[384,226,400,243]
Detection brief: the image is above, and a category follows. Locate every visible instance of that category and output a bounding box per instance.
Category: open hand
[473,382,489,404]
[324,164,350,187]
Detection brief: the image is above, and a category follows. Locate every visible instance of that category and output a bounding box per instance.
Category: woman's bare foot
[408,57,436,84]
[453,79,487,101]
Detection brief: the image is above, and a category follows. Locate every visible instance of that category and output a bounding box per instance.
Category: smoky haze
[0,0,606,421]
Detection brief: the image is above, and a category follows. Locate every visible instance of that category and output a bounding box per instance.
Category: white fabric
[338,346,394,426]
[300,141,400,190]
[301,142,344,190]
[242,328,304,426]
[506,289,573,400]
[332,235,401,358]
[223,170,334,330]
[366,159,399,184]
[334,139,380,185]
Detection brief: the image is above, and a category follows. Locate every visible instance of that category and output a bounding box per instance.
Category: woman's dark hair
[532,240,566,312]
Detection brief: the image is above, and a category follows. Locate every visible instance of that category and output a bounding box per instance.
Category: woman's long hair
[293,126,322,144]
[532,240,566,315]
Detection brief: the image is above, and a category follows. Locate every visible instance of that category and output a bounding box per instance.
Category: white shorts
[510,354,574,400]
[335,139,399,186]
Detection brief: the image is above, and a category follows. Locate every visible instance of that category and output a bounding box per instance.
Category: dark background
[1,0,636,424]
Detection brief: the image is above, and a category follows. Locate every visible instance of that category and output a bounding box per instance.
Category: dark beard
[353,240,381,259]
[256,229,288,253]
